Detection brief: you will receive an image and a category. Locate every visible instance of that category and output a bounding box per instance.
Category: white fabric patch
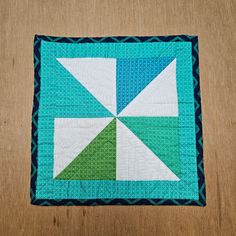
[57,58,117,115]
[118,59,178,117]
[53,117,113,177]
[116,119,179,181]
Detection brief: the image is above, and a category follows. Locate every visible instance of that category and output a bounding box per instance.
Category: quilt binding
[31,35,206,206]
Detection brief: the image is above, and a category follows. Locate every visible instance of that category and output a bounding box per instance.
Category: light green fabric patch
[56,119,116,180]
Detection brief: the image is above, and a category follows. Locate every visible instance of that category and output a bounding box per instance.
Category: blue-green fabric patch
[116,57,174,114]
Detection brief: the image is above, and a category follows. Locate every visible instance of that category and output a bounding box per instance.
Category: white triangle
[118,59,178,117]
[53,117,113,177]
[116,119,179,180]
[57,58,116,115]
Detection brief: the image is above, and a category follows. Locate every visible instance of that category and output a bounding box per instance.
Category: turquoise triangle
[116,57,174,114]
[119,117,181,177]
[40,59,113,117]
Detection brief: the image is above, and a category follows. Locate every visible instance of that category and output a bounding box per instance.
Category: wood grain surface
[0,0,235,235]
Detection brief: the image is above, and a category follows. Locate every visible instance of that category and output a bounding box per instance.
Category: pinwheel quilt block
[31,35,206,206]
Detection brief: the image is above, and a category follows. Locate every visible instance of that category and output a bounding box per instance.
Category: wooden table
[0,0,235,235]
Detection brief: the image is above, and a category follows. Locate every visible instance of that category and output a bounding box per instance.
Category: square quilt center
[54,57,180,181]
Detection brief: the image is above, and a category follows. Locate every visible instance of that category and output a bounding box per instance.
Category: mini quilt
[31,35,206,206]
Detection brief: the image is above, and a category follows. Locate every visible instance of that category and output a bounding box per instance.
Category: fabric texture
[31,35,206,206]
[56,118,116,180]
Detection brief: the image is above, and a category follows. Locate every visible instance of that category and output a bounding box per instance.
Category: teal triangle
[40,58,113,117]
[119,117,181,177]
[116,57,174,114]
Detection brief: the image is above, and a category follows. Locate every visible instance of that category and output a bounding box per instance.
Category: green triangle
[119,117,181,177]
[56,118,116,180]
